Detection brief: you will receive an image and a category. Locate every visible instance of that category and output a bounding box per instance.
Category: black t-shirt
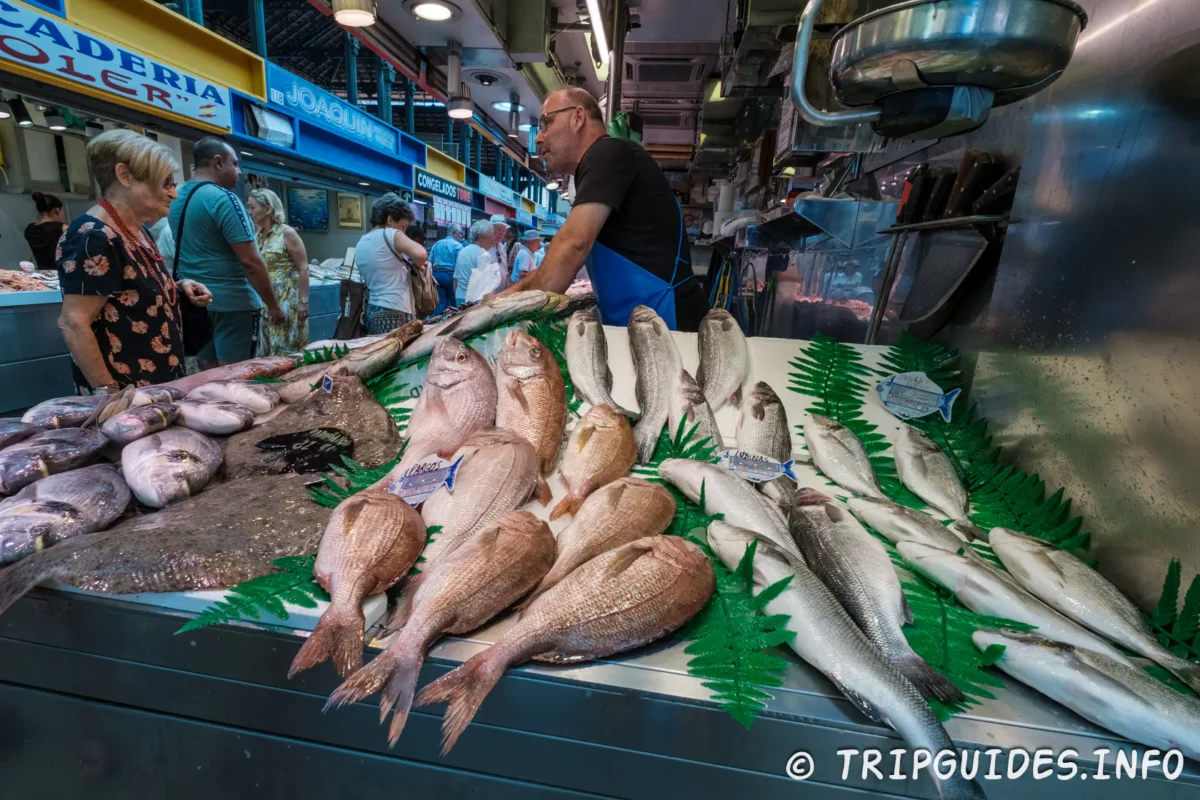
[574,136,706,331]
[25,220,65,270]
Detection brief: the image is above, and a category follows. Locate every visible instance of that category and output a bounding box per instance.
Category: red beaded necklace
[98,198,177,306]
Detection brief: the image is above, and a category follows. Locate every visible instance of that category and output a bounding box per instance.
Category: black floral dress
[56,214,187,389]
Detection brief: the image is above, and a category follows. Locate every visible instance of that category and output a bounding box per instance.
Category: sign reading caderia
[0,0,232,130]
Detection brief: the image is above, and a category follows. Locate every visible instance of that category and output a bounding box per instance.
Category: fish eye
[456,351,468,363]
[530,346,542,358]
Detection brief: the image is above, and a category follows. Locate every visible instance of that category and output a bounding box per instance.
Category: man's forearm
[509,241,586,293]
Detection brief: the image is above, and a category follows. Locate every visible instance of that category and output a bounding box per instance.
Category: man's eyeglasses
[538,105,581,130]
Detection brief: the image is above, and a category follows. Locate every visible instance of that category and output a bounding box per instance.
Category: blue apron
[587,205,693,329]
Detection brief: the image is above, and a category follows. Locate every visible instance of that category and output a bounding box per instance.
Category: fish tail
[0,549,63,618]
[893,653,964,704]
[939,388,961,422]
[550,493,584,521]
[325,649,400,711]
[632,420,660,464]
[288,603,365,679]
[381,650,427,746]
[415,652,506,754]
[1162,652,1200,694]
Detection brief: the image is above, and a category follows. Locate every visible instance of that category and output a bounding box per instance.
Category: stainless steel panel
[308,281,340,317]
[944,0,1200,607]
[0,300,67,364]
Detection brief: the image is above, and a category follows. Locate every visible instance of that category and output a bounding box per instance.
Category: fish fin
[576,424,595,449]
[605,365,614,390]
[414,653,507,754]
[603,541,653,580]
[633,420,661,464]
[899,591,914,625]
[383,576,422,633]
[325,648,399,710]
[439,317,466,338]
[550,491,584,521]
[893,654,964,704]
[939,388,961,422]
[826,675,887,724]
[0,548,64,617]
[781,460,797,482]
[604,480,628,509]
[1161,654,1200,695]
[823,503,847,523]
[288,602,366,679]
[507,383,530,413]
[424,391,449,420]
[534,475,553,508]
[729,385,742,408]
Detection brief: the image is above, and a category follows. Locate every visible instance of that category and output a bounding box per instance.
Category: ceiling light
[491,101,523,113]
[475,73,497,87]
[518,123,532,132]
[332,0,376,26]
[0,101,10,120]
[45,113,66,131]
[546,179,560,191]
[240,150,254,157]
[585,0,609,65]
[411,1,456,21]
[10,98,32,128]
[359,181,370,186]
[447,96,474,120]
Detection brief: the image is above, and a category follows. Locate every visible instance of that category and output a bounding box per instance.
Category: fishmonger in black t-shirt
[503,88,706,331]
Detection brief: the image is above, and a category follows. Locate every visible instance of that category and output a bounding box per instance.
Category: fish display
[328,511,556,745]
[628,305,682,463]
[418,428,544,566]
[876,372,961,423]
[164,355,298,396]
[696,308,749,411]
[276,362,340,405]
[659,457,799,561]
[0,475,328,617]
[495,329,567,475]
[706,523,984,800]
[329,319,424,381]
[895,424,969,521]
[565,307,627,414]
[789,489,962,703]
[551,403,636,520]
[389,338,497,475]
[0,428,110,495]
[21,394,105,429]
[975,629,1200,762]
[224,375,401,479]
[415,536,714,753]
[121,427,222,508]
[735,382,792,462]
[100,403,179,445]
[802,413,884,498]
[530,476,674,606]
[289,490,427,678]
[898,542,1130,661]
[0,419,38,450]
[990,528,1200,693]
[186,380,280,415]
[668,369,723,451]
[398,291,570,366]
[174,400,256,436]
[131,386,183,407]
[0,464,131,564]
[847,497,973,551]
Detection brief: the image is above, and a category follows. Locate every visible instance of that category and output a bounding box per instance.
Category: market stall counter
[0,302,1195,799]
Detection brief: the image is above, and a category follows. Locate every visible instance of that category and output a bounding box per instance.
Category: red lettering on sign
[101,69,136,97]
[56,54,95,82]
[142,84,172,108]
[0,35,48,64]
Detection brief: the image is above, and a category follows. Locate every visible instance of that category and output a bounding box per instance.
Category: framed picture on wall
[286,187,329,231]
[337,192,364,229]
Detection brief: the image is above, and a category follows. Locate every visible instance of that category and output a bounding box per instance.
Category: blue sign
[266,63,397,156]
[415,167,472,204]
[517,208,534,227]
[24,0,63,17]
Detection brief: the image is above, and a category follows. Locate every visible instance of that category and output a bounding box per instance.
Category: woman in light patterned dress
[246,188,309,354]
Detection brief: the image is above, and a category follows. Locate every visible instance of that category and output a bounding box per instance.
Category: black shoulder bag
[172,181,216,357]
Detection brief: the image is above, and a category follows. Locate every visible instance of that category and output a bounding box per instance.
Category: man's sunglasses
[538,105,581,129]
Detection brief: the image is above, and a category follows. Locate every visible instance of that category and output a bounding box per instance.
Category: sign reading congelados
[266,63,396,156]
[415,167,472,204]
[0,0,231,130]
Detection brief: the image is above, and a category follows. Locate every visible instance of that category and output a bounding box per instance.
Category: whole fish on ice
[802,413,884,498]
[696,308,749,411]
[398,291,569,366]
[186,380,280,414]
[495,329,567,475]
[121,427,222,508]
[174,400,256,435]
[0,419,39,450]
[668,369,723,451]
[0,464,131,564]
[551,403,636,520]
[628,305,681,463]
[0,428,110,495]
[734,381,796,507]
[895,424,969,521]
[101,403,179,445]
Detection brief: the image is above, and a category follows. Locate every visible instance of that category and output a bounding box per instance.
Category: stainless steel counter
[1,587,1195,799]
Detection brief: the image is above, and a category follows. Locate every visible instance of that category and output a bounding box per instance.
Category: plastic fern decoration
[308,447,403,508]
[303,343,350,366]
[1148,559,1200,673]
[366,380,417,434]
[174,556,328,634]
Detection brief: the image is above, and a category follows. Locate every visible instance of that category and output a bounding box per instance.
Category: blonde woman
[246,187,309,354]
[56,129,211,392]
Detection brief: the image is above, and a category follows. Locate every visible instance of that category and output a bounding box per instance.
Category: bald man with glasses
[504,88,706,331]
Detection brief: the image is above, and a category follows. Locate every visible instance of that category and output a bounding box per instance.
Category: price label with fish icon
[875,372,961,422]
[718,449,798,484]
[388,453,464,506]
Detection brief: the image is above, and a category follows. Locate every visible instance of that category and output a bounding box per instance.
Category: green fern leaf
[1172,573,1200,644]
[174,556,326,634]
[1154,559,1182,629]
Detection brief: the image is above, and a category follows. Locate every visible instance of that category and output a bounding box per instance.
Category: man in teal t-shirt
[169,137,282,367]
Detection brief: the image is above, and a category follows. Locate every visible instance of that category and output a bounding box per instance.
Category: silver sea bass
[628,305,682,463]
[121,427,223,508]
[802,413,883,498]
[896,424,969,521]
[789,489,962,703]
[398,291,569,365]
[990,528,1200,693]
[735,382,795,507]
[565,307,630,415]
[975,629,1200,762]
[668,369,723,451]
[898,542,1130,661]
[707,522,984,800]
[696,308,748,411]
[658,458,799,561]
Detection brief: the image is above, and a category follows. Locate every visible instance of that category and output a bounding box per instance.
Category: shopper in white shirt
[453,219,497,305]
[354,193,428,334]
[509,229,542,284]
[487,214,510,289]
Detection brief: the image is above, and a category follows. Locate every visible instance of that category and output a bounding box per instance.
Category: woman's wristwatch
[298,297,309,306]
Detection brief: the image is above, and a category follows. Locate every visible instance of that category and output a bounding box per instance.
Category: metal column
[462,125,472,170]
[183,0,203,25]
[344,35,359,106]
[403,78,415,134]
[446,112,455,159]
[473,130,482,171]
[376,57,394,124]
[604,0,626,124]
[248,0,267,58]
